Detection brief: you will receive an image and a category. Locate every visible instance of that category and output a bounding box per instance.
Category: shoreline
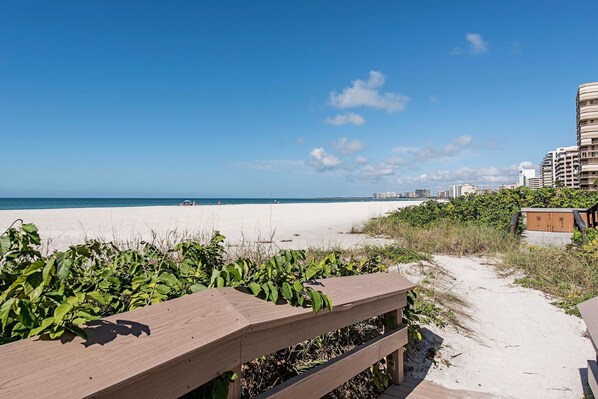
[0,198,424,212]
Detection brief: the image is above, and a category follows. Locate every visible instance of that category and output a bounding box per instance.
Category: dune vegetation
[363,187,598,315]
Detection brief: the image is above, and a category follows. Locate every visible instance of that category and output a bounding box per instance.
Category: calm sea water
[0,197,412,211]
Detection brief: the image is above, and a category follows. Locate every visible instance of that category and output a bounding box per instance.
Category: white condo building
[554,146,579,188]
[577,82,598,190]
[518,168,536,187]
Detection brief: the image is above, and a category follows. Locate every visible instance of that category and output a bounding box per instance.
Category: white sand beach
[0,201,419,251]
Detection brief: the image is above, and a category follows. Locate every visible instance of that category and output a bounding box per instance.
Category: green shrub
[384,187,598,231]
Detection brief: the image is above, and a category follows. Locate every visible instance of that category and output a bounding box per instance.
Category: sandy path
[410,255,592,399]
[0,201,420,252]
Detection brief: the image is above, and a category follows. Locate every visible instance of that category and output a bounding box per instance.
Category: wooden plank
[92,337,241,398]
[0,290,247,399]
[0,273,415,399]
[380,379,501,399]
[385,308,404,384]
[254,326,408,399]
[221,273,415,330]
[579,296,598,355]
[588,360,598,398]
[526,211,551,232]
[227,365,242,399]
[550,212,574,232]
[240,293,406,362]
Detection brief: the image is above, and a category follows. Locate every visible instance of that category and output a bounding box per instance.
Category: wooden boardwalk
[379,378,501,399]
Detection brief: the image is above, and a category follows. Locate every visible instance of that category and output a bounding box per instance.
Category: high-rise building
[577,82,598,190]
[541,151,556,188]
[554,146,579,188]
[518,168,536,187]
[528,177,542,190]
[414,189,430,198]
[449,183,477,198]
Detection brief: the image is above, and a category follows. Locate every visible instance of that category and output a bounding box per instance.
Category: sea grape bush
[387,187,598,231]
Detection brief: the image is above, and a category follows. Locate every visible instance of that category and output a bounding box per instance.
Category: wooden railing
[586,202,598,229]
[573,202,598,244]
[510,211,521,238]
[579,297,598,396]
[573,209,588,243]
[0,272,414,399]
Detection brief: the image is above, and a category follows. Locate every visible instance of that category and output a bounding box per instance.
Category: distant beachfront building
[437,191,449,199]
[373,192,402,199]
[577,82,598,190]
[527,177,542,190]
[541,151,556,188]
[500,183,518,190]
[414,189,430,198]
[518,168,536,187]
[475,188,495,195]
[554,146,579,188]
[405,192,417,198]
[449,183,477,198]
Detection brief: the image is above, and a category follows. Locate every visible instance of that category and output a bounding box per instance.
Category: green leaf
[190,283,208,293]
[247,282,261,296]
[21,223,37,234]
[158,272,178,288]
[42,257,56,284]
[0,235,10,257]
[281,282,293,301]
[28,317,55,337]
[293,281,303,293]
[56,256,72,280]
[86,291,107,305]
[0,298,16,328]
[308,289,322,313]
[54,302,74,323]
[268,282,279,304]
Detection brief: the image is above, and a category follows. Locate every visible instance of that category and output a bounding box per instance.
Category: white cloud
[355,155,368,165]
[329,71,410,114]
[309,148,342,171]
[400,164,518,187]
[453,135,473,145]
[413,135,475,162]
[384,156,404,166]
[324,112,366,126]
[332,137,365,155]
[466,33,488,54]
[518,161,535,171]
[360,164,394,179]
[392,145,419,154]
[452,33,488,55]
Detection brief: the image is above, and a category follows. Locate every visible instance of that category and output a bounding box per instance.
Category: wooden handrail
[510,211,521,237]
[578,297,598,396]
[573,209,588,244]
[0,273,415,399]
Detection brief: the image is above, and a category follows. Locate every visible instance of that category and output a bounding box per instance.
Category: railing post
[384,308,404,385]
[227,365,242,399]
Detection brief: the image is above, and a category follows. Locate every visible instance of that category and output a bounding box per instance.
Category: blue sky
[1,1,597,197]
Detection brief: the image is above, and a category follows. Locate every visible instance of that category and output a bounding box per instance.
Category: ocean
[0,197,412,211]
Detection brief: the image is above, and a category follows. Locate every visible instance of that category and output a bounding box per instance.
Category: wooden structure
[521,207,585,233]
[0,273,414,399]
[574,203,598,243]
[379,377,500,399]
[579,296,598,397]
